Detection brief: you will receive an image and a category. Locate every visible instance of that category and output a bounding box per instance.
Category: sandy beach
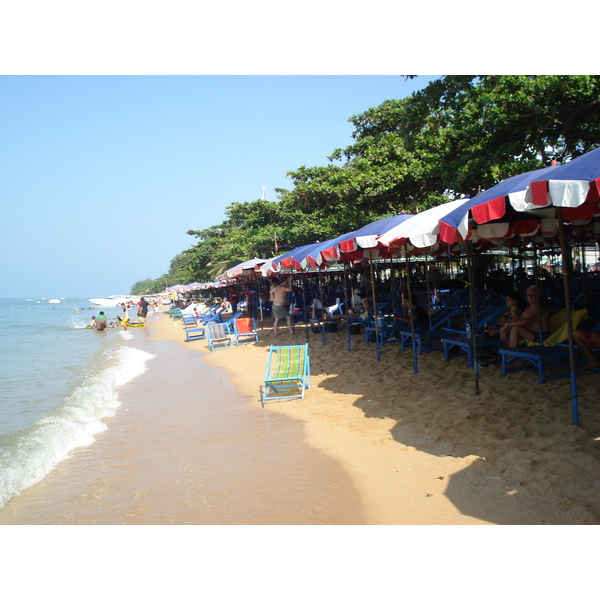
[154,310,600,525]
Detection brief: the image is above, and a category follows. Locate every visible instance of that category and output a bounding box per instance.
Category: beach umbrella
[260,244,316,277]
[518,148,600,426]
[216,258,267,282]
[391,150,600,424]
[378,199,472,250]
[276,241,331,271]
[525,146,600,212]
[435,164,561,245]
[319,213,414,262]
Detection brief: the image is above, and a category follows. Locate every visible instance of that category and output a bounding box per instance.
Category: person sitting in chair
[506,286,549,348]
[392,293,429,329]
[331,298,373,322]
[573,326,600,370]
[488,291,526,347]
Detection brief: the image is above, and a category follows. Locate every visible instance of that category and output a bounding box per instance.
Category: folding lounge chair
[221,311,243,333]
[233,317,258,345]
[206,323,234,351]
[262,344,310,407]
[499,309,588,384]
[195,304,219,322]
[200,306,227,324]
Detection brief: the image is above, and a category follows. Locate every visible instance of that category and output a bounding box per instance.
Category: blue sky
[0,75,439,298]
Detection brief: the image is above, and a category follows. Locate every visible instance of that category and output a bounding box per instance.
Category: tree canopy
[132,75,600,293]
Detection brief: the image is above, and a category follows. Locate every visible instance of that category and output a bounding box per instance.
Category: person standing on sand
[138,297,150,325]
[120,303,130,331]
[270,277,294,336]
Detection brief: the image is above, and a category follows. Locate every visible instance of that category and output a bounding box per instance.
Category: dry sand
[157,311,600,525]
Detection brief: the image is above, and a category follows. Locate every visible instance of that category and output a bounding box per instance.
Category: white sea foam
[0,346,155,510]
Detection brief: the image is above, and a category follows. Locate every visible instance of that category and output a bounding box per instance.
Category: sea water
[0,298,154,510]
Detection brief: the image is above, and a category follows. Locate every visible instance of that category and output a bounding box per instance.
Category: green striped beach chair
[206,323,233,351]
[262,344,310,407]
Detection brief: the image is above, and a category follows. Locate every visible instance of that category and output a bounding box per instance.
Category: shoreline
[0,313,363,525]
[153,310,600,525]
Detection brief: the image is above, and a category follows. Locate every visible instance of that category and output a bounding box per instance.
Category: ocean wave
[0,346,155,511]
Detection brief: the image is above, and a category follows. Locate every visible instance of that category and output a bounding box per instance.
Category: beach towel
[236,318,253,334]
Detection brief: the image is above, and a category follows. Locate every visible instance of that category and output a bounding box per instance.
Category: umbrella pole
[368,256,381,362]
[319,272,327,346]
[424,251,433,329]
[344,268,351,353]
[404,245,418,375]
[466,240,480,395]
[302,275,309,342]
[579,234,588,313]
[557,208,580,426]
[290,268,296,335]
[532,246,544,345]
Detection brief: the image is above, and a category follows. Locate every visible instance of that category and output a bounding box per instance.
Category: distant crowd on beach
[90,297,160,331]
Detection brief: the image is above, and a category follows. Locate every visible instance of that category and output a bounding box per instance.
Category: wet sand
[0,320,363,524]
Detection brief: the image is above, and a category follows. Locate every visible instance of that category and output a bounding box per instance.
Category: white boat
[88,295,139,307]
[48,299,61,304]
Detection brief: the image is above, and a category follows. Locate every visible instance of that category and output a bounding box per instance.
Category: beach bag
[324,321,337,333]
[349,323,361,335]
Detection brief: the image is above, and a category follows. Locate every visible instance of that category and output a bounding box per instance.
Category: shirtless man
[270,277,293,336]
[507,286,550,348]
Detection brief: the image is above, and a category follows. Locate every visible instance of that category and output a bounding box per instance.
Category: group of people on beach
[90,297,156,332]
[262,277,600,371]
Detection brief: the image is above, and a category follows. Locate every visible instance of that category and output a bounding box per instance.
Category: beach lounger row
[188,317,259,349]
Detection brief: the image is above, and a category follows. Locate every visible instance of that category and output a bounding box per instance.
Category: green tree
[283,75,600,215]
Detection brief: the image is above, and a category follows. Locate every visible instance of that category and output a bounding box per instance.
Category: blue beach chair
[200,306,227,325]
[206,322,234,351]
[262,344,310,407]
[222,311,244,333]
